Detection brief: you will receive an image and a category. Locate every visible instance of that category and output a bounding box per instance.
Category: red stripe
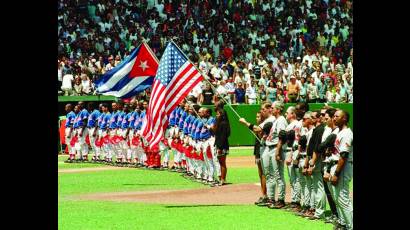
[166,75,203,113]
[165,66,198,105]
[145,85,166,141]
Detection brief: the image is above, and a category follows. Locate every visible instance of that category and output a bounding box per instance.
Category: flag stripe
[166,73,203,113]
[101,76,152,97]
[165,67,198,105]
[97,58,138,92]
[165,65,196,103]
[145,84,166,141]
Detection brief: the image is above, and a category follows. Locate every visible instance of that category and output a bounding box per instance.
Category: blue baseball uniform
[65,111,76,128]
[87,109,101,128]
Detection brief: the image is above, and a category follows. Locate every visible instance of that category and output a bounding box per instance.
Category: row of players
[63,100,229,186]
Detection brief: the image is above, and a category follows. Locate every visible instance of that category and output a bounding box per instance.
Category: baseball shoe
[324,215,339,224]
[295,208,309,216]
[302,209,315,218]
[271,200,286,209]
[255,197,269,206]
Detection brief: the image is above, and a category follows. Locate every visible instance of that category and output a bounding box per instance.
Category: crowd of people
[239,101,353,230]
[58,0,353,103]
[63,99,231,186]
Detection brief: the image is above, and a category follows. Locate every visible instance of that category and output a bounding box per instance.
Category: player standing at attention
[64,104,76,163]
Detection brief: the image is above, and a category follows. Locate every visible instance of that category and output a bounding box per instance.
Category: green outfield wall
[58,100,352,147]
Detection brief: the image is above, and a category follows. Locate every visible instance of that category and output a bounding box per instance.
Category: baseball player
[265,101,288,209]
[64,104,77,163]
[106,101,121,164]
[174,103,190,171]
[171,102,185,170]
[73,102,90,161]
[316,108,340,224]
[182,104,195,177]
[138,100,148,167]
[324,110,353,230]
[283,106,302,210]
[100,104,112,163]
[239,102,275,206]
[296,111,315,216]
[290,102,309,212]
[303,109,327,219]
[119,104,131,165]
[200,107,219,186]
[95,104,107,162]
[87,102,101,162]
[114,102,127,165]
[194,108,206,182]
[127,103,139,165]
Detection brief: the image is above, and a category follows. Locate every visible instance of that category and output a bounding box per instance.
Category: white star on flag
[139,60,149,72]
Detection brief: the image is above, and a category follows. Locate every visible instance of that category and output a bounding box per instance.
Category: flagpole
[169,40,261,143]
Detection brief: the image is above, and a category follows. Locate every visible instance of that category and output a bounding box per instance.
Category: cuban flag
[95,43,159,98]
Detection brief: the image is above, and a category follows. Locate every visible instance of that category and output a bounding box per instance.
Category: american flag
[141,42,203,148]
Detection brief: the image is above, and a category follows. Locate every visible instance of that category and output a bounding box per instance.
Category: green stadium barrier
[58,99,352,146]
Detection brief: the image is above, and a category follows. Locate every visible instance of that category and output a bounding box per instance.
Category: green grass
[59,200,333,230]
[58,148,351,230]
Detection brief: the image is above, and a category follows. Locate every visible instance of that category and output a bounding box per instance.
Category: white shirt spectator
[302,54,313,67]
[225,82,236,94]
[81,78,92,94]
[216,84,228,95]
[61,74,74,90]
[189,83,203,99]
[245,85,257,104]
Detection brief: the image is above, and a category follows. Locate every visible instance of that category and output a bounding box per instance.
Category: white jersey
[335,127,353,162]
[266,116,288,146]
[322,126,340,142]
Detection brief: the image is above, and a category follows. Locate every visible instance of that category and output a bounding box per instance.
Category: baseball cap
[297,57,301,60]
[290,75,296,79]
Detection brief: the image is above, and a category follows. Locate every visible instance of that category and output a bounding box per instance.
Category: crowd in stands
[58,0,353,103]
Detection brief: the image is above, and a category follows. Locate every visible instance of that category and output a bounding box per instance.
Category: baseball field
[58,147,352,229]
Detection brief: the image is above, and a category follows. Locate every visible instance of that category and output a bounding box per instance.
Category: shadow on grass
[164,204,229,208]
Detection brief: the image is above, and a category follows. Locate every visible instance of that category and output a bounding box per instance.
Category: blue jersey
[169,109,177,126]
[100,113,111,130]
[73,109,89,128]
[189,118,199,138]
[65,111,76,128]
[87,109,101,128]
[128,111,139,129]
[121,112,132,129]
[116,111,126,127]
[174,107,182,126]
[97,113,105,128]
[200,117,216,139]
[137,111,146,130]
[183,114,193,134]
[194,119,204,140]
[178,111,188,130]
[108,111,120,129]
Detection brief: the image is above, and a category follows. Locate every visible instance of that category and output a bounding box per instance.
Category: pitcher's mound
[77,183,262,205]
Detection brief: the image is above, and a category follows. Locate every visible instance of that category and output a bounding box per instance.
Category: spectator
[61,70,74,96]
[257,84,267,104]
[298,77,308,102]
[80,74,93,95]
[286,75,300,103]
[266,81,277,103]
[73,77,83,96]
[216,80,231,104]
[245,82,257,105]
[199,83,215,105]
[234,82,246,104]
[307,76,319,103]
[276,88,285,103]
